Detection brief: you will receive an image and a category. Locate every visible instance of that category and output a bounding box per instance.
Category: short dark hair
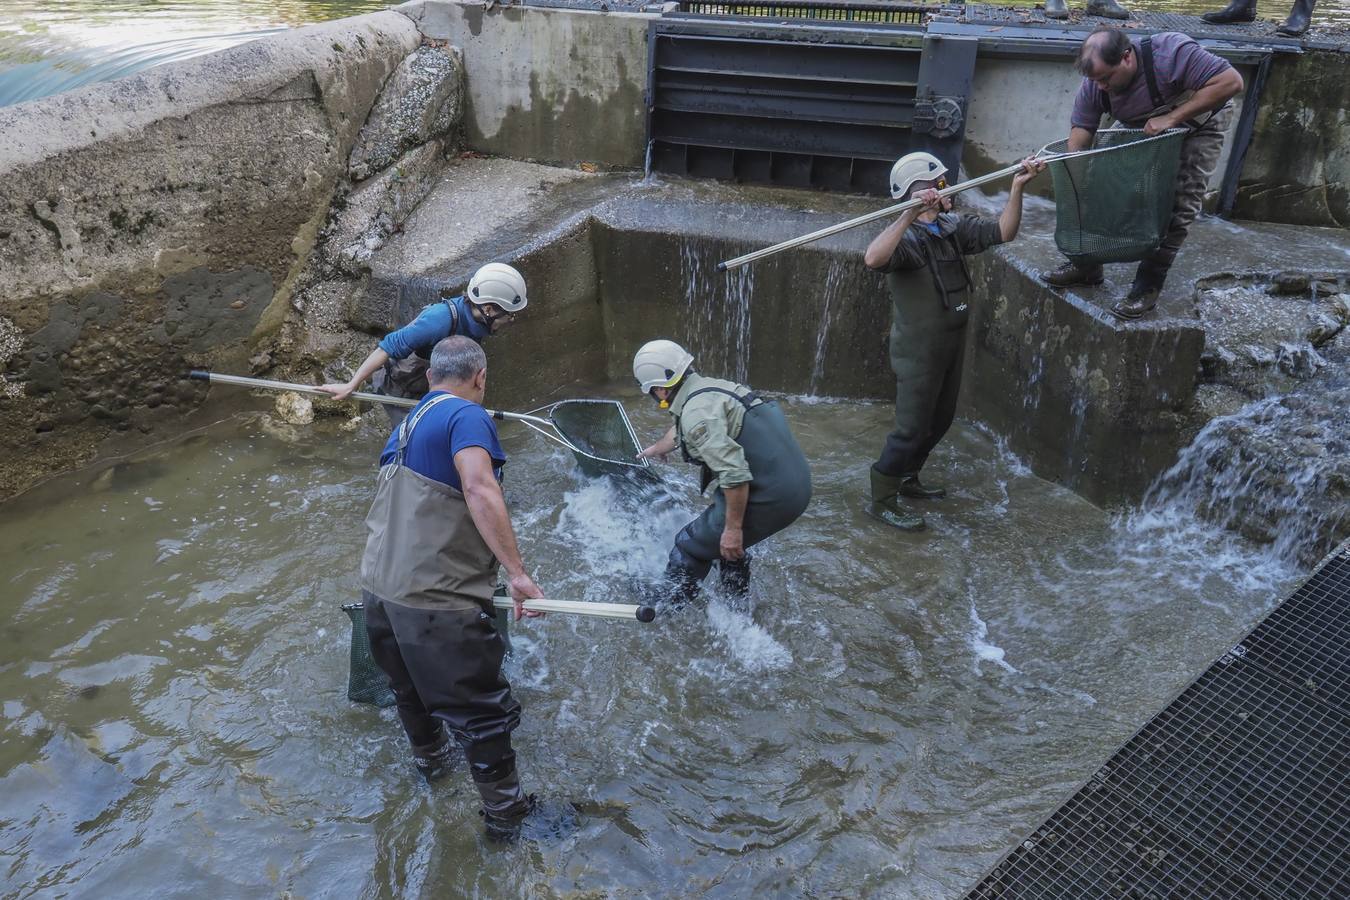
[1075,27,1132,75]
[427,336,486,383]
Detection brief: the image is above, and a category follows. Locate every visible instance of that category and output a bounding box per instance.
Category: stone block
[348,46,463,181]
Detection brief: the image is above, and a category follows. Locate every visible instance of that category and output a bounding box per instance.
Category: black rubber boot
[477,768,533,842]
[481,793,583,844]
[718,557,751,600]
[1110,284,1160,320]
[1044,0,1069,18]
[1276,0,1315,34]
[867,466,925,532]
[411,732,460,784]
[898,474,946,500]
[1085,0,1130,18]
[1202,0,1257,23]
[1040,261,1104,287]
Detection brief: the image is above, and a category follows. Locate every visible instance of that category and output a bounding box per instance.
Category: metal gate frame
[646,13,978,195]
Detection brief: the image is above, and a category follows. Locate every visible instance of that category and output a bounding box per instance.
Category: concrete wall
[0,13,425,499]
[1233,49,1349,229]
[402,0,652,168]
[963,252,1205,505]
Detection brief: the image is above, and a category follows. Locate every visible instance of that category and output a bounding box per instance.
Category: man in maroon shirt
[1041,28,1244,320]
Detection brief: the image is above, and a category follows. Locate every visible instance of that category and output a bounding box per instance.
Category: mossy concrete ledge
[0,12,424,500]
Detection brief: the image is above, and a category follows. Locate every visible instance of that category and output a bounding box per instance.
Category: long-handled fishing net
[717,129,1186,271]
[189,371,654,479]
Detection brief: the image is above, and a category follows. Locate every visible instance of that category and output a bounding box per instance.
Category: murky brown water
[0,385,1298,896]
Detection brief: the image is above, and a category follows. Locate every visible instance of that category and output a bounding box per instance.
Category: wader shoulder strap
[675,386,762,468]
[1140,37,1165,111]
[444,297,460,335]
[390,393,459,472]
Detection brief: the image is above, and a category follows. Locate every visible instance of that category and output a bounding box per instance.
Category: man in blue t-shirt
[360,335,561,842]
[320,263,529,424]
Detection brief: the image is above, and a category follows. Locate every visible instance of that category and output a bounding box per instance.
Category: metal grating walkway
[967,543,1350,899]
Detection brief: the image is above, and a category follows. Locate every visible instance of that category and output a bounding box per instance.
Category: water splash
[706,600,793,673]
[969,598,1017,675]
[679,238,753,382]
[1139,385,1349,566]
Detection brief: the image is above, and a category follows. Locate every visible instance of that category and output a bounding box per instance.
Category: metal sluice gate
[967,543,1350,899]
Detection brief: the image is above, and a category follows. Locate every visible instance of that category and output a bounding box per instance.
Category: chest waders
[358,393,530,823]
[371,300,462,426]
[665,388,812,602]
[873,225,975,530]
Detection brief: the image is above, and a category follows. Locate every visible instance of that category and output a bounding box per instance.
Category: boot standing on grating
[359,335,574,842]
[633,340,812,606]
[1041,28,1244,320]
[318,263,528,426]
[1045,0,1131,21]
[863,152,1044,531]
[1203,0,1319,36]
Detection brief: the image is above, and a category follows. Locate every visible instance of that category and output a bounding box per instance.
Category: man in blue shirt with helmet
[320,262,528,424]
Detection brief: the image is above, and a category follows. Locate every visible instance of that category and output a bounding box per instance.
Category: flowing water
[3,0,1348,109]
[0,1,387,108]
[0,388,1301,897]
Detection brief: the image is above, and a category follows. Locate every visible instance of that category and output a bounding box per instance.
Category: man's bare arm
[456,446,545,619]
[319,347,389,400]
[1145,68,1245,136]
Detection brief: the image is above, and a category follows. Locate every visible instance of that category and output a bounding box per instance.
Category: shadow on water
[0,389,1306,896]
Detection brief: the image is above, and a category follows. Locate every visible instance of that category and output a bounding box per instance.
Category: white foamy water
[705,599,794,673]
[968,599,1017,675]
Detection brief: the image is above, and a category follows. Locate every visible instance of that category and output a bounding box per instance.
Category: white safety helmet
[467,263,528,313]
[889,151,948,199]
[632,339,694,393]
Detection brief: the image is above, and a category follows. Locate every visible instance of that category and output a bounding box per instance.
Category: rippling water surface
[0,387,1300,896]
[0,1,388,107]
[2,0,1347,109]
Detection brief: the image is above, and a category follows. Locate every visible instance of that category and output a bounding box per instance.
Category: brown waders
[359,395,529,830]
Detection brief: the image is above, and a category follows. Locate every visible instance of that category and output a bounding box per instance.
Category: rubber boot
[867,466,925,532]
[1044,0,1069,18]
[411,732,460,784]
[898,474,946,500]
[476,768,533,842]
[1041,261,1104,288]
[1201,0,1257,23]
[718,557,751,600]
[1085,0,1130,18]
[1276,0,1315,34]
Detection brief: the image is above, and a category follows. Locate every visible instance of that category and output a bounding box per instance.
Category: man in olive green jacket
[633,340,812,604]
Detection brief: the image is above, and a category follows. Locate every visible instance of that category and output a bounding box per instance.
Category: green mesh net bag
[341,598,513,707]
[1046,128,1186,267]
[342,603,396,707]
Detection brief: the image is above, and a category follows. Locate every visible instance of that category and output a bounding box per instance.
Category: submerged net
[1046,129,1185,267]
[342,603,395,707]
[548,399,656,481]
[341,598,513,707]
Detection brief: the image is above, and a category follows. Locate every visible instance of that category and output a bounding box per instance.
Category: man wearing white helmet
[863,151,1043,531]
[633,340,811,604]
[320,262,527,424]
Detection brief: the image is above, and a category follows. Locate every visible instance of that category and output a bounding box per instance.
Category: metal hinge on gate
[912,95,965,139]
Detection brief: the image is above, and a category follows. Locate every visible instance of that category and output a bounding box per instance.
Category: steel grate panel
[1095,663,1350,897]
[967,543,1350,900]
[1235,551,1350,716]
[972,780,1268,899]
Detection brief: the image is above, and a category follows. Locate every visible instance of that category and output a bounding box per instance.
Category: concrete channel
[0,0,1346,895]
